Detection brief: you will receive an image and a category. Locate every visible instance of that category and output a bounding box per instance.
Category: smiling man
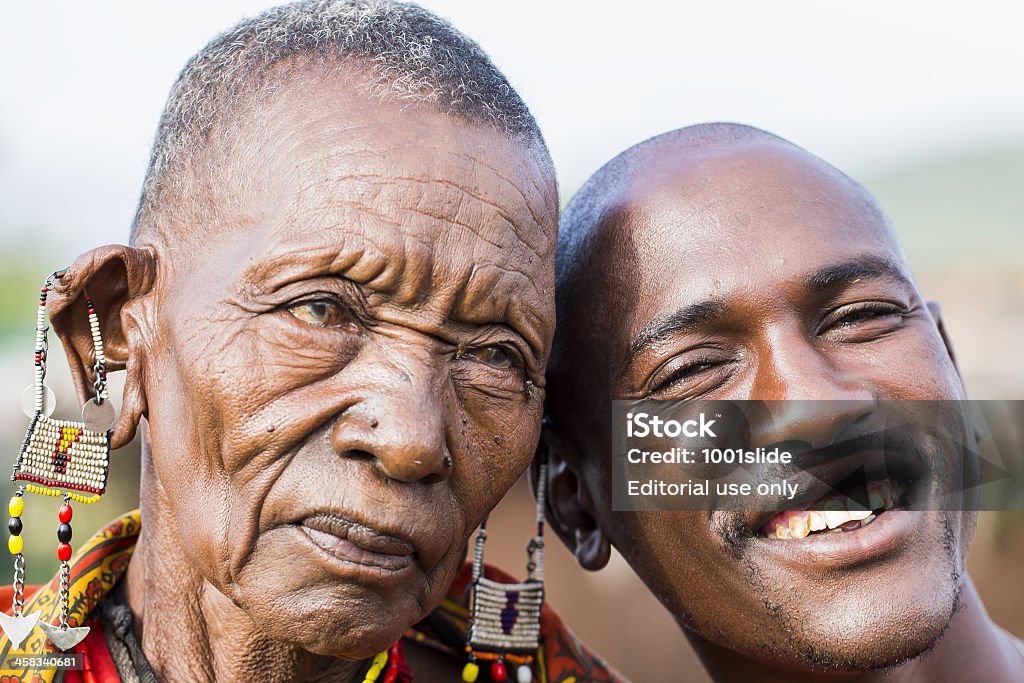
[542,123,1024,681]
[0,2,625,682]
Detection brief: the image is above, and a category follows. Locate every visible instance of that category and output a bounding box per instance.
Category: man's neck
[123,480,372,683]
[686,577,1023,683]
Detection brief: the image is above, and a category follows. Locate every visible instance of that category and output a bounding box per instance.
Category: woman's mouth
[298,513,416,571]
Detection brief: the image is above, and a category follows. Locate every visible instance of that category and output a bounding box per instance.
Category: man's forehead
[575,142,912,338]
[606,142,902,269]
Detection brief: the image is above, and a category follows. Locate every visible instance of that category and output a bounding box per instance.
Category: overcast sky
[2,1,1022,258]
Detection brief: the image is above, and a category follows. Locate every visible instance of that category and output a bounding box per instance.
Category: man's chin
[694,510,967,673]
[685,585,959,675]
[732,566,962,673]
[790,597,957,672]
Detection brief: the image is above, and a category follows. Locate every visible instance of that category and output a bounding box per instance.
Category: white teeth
[764,480,903,540]
[823,510,852,529]
[846,506,872,521]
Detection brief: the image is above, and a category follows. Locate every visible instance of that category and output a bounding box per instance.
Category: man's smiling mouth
[759,479,908,540]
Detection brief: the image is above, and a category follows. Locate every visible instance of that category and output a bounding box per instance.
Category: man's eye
[464,345,516,369]
[828,303,905,331]
[653,359,723,394]
[287,299,353,328]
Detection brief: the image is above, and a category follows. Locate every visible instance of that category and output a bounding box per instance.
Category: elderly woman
[0,2,623,682]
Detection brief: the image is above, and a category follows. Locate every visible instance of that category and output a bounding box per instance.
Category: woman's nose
[328,363,454,484]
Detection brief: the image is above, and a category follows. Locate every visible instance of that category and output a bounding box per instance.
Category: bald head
[549,123,912,433]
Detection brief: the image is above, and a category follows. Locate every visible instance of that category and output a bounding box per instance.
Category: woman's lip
[301,513,416,554]
[748,509,919,569]
[298,524,415,571]
[298,512,416,568]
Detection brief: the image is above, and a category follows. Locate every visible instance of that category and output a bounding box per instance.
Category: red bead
[491,661,507,682]
[383,666,398,683]
[57,543,72,561]
[59,504,73,523]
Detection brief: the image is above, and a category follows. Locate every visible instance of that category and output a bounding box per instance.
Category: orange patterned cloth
[0,510,626,683]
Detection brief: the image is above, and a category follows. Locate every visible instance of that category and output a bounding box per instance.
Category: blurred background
[1,2,1021,680]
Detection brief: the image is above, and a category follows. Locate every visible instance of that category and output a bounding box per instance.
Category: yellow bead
[462,661,480,683]
[8,535,23,555]
[8,497,24,518]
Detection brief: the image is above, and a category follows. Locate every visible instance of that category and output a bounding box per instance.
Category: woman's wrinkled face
[137,73,556,657]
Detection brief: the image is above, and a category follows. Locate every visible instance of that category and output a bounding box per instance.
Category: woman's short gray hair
[132,0,548,241]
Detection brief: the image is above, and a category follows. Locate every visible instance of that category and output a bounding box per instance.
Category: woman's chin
[249,598,411,659]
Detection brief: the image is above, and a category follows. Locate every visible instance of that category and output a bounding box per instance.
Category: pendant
[0,610,42,649]
[38,621,90,650]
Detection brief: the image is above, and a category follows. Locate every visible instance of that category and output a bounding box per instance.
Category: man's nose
[329,359,453,484]
[748,330,874,448]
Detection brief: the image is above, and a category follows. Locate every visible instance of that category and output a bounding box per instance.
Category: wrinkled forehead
[154,71,558,354]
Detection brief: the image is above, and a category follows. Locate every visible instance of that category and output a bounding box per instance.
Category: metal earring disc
[21,384,56,418]
[82,397,116,432]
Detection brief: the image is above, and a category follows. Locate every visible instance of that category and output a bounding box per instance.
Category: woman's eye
[464,345,515,369]
[287,299,352,328]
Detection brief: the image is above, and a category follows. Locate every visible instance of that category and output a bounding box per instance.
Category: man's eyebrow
[626,300,726,365]
[805,255,910,292]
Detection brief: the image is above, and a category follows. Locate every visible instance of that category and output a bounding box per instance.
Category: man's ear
[531,421,611,572]
[926,301,961,374]
[49,245,157,449]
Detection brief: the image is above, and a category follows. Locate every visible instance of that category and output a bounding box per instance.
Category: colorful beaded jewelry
[364,642,412,683]
[0,270,117,652]
[462,455,548,683]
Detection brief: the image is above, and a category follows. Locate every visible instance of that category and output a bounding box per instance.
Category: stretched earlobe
[574,526,612,572]
[534,422,612,572]
[49,245,157,449]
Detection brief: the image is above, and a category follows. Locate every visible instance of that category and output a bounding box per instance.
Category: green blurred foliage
[0,250,48,346]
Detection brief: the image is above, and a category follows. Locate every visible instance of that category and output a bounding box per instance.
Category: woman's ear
[49,245,157,449]
[532,421,611,572]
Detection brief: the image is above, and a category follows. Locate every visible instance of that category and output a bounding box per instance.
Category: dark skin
[47,67,557,683]
[543,132,1024,681]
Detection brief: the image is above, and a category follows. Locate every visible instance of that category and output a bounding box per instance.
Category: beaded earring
[462,455,548,683]
[0,270,116,651]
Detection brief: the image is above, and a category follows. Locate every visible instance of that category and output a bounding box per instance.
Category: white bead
[517,665,533,683]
